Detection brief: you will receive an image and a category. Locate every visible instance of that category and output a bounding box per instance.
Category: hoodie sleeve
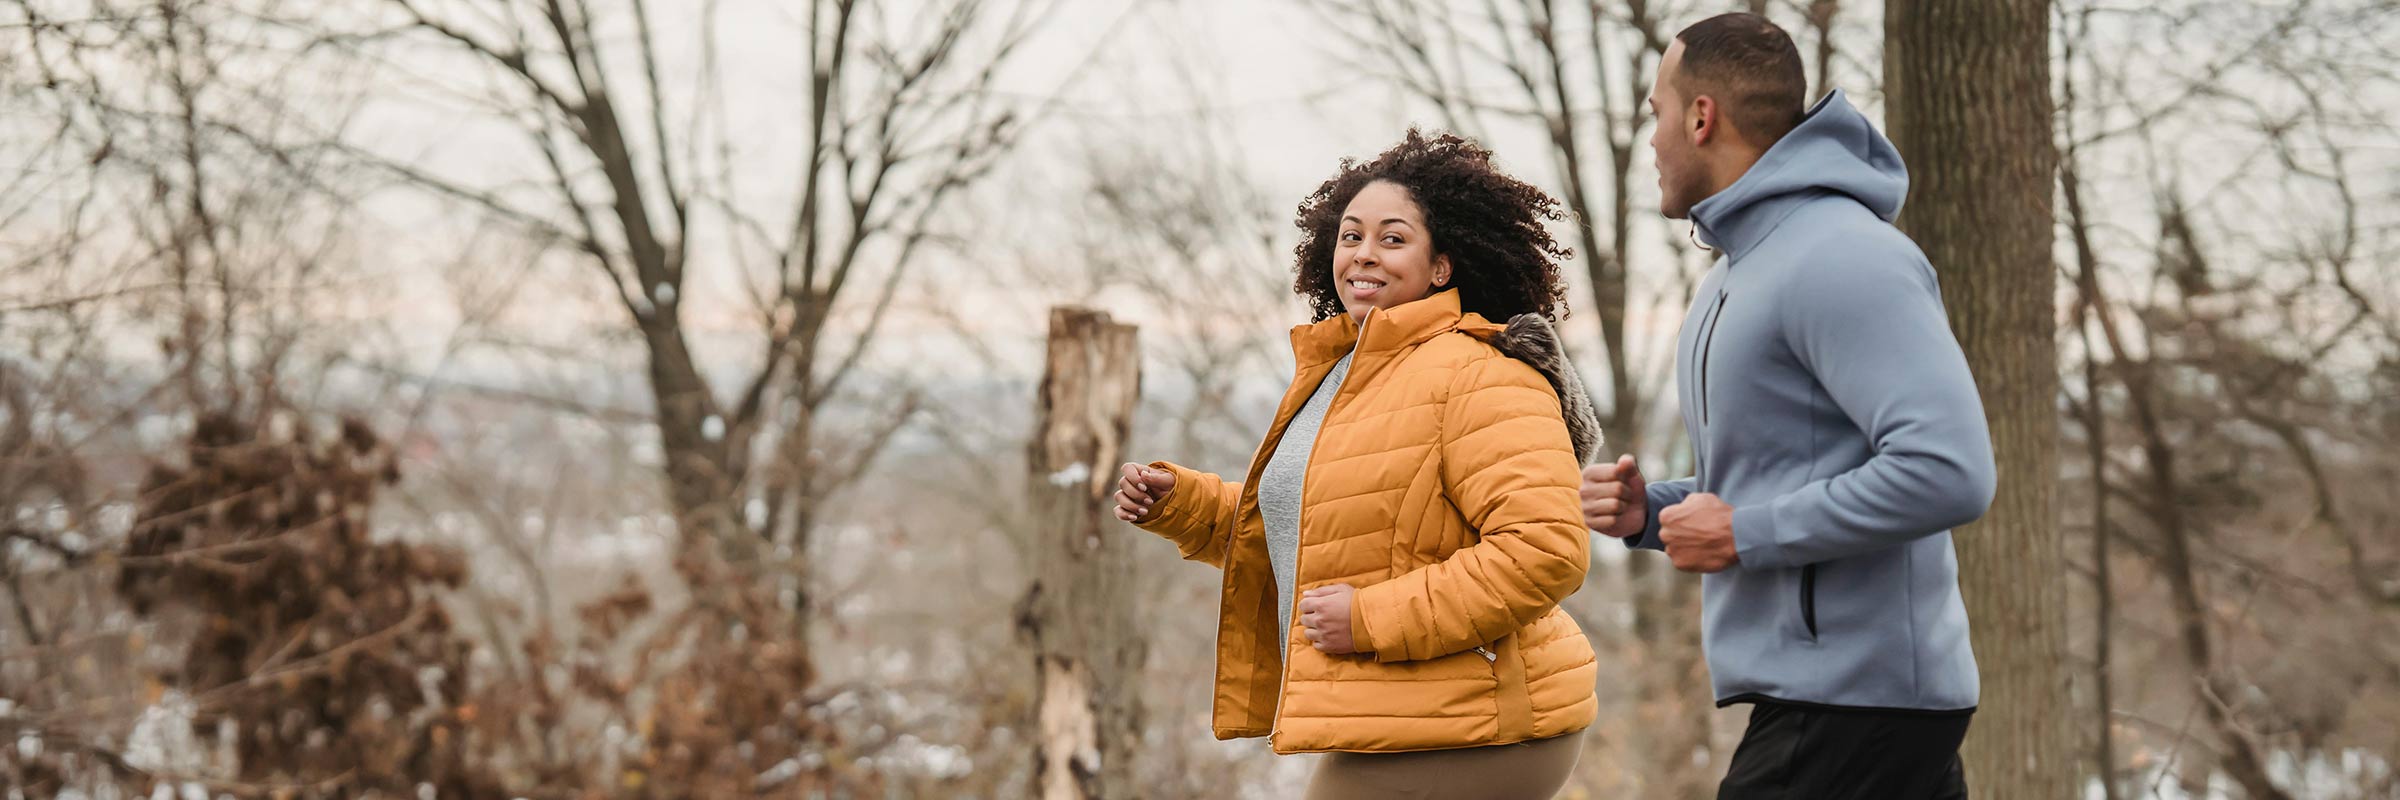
[1351,354,1590,662]
[1133,461,1244,569]
[1730,247,1998,570]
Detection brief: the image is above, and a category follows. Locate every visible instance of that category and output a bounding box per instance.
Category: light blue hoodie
[1627,90,1997,713]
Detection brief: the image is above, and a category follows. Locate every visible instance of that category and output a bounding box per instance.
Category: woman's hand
[1299,584,1360,655]
[1112,463,1176,522]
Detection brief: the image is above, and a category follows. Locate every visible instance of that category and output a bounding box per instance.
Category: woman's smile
[1345,274,1388,302]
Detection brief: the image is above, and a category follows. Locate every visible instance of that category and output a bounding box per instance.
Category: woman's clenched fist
[1112,463,1177,522]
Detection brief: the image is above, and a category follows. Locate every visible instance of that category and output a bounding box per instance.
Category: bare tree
[2053,1,2400,795]
[0,3,498,794]
[2065,181,2298,800]
[324,0,1059,584]
[224,7,1081,737]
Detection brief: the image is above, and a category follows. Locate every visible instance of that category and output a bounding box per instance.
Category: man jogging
[1583,12,1998,798]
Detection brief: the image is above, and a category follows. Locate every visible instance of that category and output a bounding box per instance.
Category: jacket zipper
[1800,563,1819,639]
[1696,289,1729,490]
[1472,645,1497,662]
[1271,309,1373,742]
[1698,290,1729,427]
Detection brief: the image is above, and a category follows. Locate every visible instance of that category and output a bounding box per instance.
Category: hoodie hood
[1691,89,1909,258]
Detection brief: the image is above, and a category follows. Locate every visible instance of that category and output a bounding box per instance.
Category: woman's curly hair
[1292,129,1573,323]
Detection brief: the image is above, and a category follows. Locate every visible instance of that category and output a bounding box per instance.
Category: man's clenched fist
[1660,492,1739,573]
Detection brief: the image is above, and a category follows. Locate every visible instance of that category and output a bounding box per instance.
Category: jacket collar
[1268,288,1605,467]
[1288,289,1492,367]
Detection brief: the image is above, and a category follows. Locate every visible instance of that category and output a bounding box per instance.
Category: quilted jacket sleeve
[1350,354,1591,662]
[1133,461,1244,569]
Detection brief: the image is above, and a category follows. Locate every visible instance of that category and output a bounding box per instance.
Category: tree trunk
[1885,1,2072,796]
[1019,308,1147,800]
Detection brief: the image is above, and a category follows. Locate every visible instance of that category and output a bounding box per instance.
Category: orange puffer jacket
[1138,289,1601,754]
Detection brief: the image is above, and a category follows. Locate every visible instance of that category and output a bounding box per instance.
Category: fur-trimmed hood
[1471,313,1604,466]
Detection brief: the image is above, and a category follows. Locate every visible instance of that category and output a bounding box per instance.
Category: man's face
[1648,39,1712,220]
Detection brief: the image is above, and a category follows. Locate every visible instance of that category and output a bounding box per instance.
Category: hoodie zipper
[1271,308,1372,742]
[1695,289,1730,490]
[1697,290,1729,427]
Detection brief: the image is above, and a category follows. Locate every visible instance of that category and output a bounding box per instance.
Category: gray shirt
[1258,351,1353,656]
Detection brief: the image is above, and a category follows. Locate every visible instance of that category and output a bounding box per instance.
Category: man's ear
[1690,95,1720,146]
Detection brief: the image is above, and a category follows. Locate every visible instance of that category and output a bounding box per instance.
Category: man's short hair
[1673,13,1808,146]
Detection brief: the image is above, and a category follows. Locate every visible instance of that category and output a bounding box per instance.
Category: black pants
[1717,701,1971,799]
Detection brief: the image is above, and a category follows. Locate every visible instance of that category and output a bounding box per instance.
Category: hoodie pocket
[1799,564,1820,641]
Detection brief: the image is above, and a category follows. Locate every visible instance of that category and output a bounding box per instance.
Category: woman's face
[1332,180,1451,324]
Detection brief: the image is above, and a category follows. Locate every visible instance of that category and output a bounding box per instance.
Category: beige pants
[1302,728,1585,800]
